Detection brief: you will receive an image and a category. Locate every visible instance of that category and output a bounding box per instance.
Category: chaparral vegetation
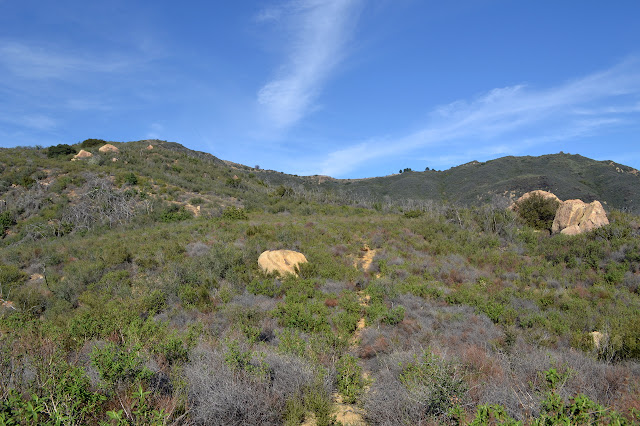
[1,140,639,425]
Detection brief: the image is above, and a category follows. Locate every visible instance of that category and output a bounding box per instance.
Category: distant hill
[1,141,638,214]
[311,153,640,213]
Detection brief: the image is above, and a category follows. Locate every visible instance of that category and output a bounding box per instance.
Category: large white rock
[98,143,119,153]
[258,250,307,276]
[552,199,609,235]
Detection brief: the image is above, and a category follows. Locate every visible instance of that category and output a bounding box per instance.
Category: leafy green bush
[515,193,560,231]
[403,210,423,218]
[91,342,151,387]
[124,172,138,185]
[47,144,77,158]
[336,354,366,404]
[273,185,294,197]
[222,206,248,220]
[157,203,192,222]
[0,211,15,235]
[80,138,106,148]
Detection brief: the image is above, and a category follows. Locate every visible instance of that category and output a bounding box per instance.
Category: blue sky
[1,1,639,178]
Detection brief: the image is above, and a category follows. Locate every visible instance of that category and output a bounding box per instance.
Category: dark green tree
[47,144,76,158]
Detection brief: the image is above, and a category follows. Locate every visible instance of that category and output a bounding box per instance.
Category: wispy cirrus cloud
[315,58,640,177]
[0,39,152,136]
[0,40,130,80]
[256,0,363,130]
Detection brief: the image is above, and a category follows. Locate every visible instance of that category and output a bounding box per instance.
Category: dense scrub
[1,142,639,424]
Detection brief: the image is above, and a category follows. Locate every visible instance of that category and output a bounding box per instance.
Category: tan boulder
[98,143,119,153]
[580,200,610,232]
[185,204,201,217]
[258,250,307,276]
[146,144,154,150]
[510,190,561,211]
[560,224,582,236]
[591,331,606,349]
[71,149,93,161]
[552,199,609,234]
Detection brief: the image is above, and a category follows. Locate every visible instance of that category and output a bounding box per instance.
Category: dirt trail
[304,245,374,425]
[353,244,376,273]
[331,245,375,425]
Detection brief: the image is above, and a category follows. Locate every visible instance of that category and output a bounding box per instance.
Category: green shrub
[0,211,15,234]
[91,342,151,387]
[155,333,189,365]
[248,278,281,297]
[273,185,294,197]
[158,204,192,222]
[399,351,468,419]
[383,305,405,325]
[80,138,106,148]
[516,193,560,231]
[178,284,210,308]
[0,361,106,424]
[226,177,243,188]
[222,206,248,220]
[471,404,521,425]
[0,263,27,295]
[403,210,423,218]
[336,354,366,404]
[273,299,330,333]
[604,261,628,285]
[277,329,307,357]
[124,172,138,185]
[47,144,77,158]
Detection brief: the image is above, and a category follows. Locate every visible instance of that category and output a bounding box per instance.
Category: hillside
[313,153,640,213]
[1,140,639,425]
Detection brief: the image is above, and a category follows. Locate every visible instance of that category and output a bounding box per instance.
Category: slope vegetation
[0,140,639,424]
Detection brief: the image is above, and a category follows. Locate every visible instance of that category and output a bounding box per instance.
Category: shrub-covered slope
[318,153,640,213]
[1,140,639,424]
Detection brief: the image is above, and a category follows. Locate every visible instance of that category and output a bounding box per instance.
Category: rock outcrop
[98,143,119,153]
[71,150,93,161]
[258,250,307,276]
[552,199,609,235]
[591,331,606,349]
[510,190,609,235]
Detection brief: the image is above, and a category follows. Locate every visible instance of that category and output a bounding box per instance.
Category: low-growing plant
[336,354,366,404]
[399,351,468,420]
[222,206,248,220]
[91,342,152,388]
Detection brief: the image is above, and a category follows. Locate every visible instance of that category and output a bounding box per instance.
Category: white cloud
[256,0,363,129]
[0,111,57,130]
[146,123,164,139]
[316,58,640,176]
[0,40,129,80]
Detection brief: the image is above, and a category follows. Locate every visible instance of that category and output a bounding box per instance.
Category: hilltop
[312,153,640,213]
[0,140,639,424]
